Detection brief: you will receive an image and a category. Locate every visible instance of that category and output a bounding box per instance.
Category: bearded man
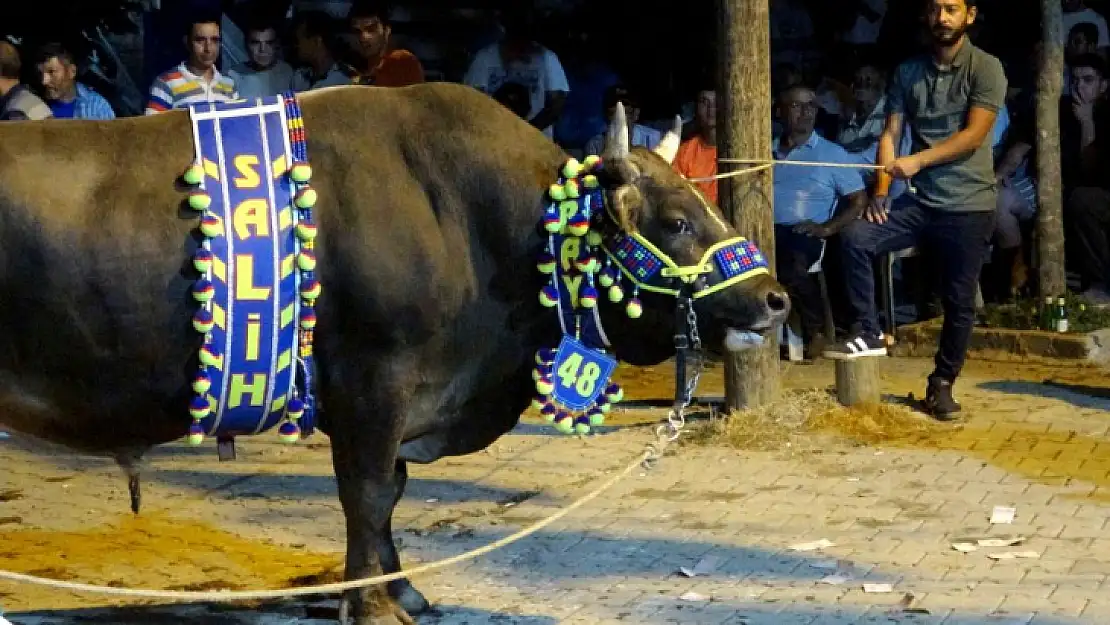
[823,0,1006,421]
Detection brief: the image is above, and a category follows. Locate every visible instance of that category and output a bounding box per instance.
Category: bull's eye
[663,218,691,235]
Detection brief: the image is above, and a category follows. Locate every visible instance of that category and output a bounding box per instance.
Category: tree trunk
[1036,0,1066,297]
[718,0,780,410]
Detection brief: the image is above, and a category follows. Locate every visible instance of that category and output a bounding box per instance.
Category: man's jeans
[840,196,995,382]
[774,225,827,340]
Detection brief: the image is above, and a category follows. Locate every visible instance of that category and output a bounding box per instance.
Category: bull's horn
[604,102,630,160]
[652,115,683,165]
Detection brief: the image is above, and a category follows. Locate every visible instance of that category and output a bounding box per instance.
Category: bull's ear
[610,183,643,232]
[603,102,630,160]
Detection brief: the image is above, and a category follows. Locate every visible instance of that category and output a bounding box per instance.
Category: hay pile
[688,388,943,453]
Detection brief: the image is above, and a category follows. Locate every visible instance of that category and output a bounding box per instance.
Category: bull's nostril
[766,290,789,313]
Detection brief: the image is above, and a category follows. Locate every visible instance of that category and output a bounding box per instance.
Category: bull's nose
[766,289,789,315]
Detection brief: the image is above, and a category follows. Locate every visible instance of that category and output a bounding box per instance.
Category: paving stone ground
[2,356,1109,624]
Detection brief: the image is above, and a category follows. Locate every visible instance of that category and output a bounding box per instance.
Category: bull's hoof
[339,593,416,625]
[390,581,431,615]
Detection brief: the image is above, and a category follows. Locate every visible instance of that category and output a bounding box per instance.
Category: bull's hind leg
[328,363,418,625]
[380,460,432,615]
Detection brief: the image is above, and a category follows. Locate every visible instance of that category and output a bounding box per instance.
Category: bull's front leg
[330,396,415,625]
[379,459,432,615]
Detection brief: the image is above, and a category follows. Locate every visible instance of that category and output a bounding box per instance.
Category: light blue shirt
[773,131,866,225]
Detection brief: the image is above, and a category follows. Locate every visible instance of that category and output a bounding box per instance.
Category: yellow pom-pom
[536,377,554,395]
[290,162,313,183]
[562,158,582,179]
[587,230,602,246]
[583,154,602,170]
[187,191,211,211]
[297,251,317,271]
[182,164,204,186]
[199,347,220,367]
[564,179,580,199]
[554,417,575,434]
[186,430,205,445]
[626,299,643,319]
[582,174,599,189]
[296,222,318,241]
[608,285,624,303]
[548,183,567,201]
[295,187,318,209]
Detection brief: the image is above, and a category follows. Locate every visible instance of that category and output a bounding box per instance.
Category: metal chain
[644,298,704,469]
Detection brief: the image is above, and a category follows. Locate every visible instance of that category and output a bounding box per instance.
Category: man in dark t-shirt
[823,0,1007,421]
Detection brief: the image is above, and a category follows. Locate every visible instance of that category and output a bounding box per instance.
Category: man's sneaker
[822,333,888,360]
[924,376,962,421]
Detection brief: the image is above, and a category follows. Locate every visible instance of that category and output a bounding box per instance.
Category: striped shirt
[145,63,238,114]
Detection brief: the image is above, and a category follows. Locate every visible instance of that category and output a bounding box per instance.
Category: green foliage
[981,292,1110,334]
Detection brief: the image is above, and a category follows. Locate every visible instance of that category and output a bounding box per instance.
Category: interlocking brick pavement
[3,357,1110,624]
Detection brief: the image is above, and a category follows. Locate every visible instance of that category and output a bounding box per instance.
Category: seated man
[583,85,660,156]
[673,87,718,202]
[773,85,868,352]
[1061,54,1110,303]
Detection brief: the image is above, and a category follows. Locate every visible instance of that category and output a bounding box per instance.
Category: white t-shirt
[1062,8,1110,46]
[463,43,570,138]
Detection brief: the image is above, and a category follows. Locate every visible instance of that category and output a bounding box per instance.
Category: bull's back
[0,85,564,450]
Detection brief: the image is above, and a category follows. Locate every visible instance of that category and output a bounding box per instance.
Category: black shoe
[822,332,888,360]
[924,376,962,420]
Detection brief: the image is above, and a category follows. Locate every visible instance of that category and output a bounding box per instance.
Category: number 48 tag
[550,336,618,412]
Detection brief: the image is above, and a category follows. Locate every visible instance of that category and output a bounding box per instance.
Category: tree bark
[718,0,780,410]
[1036,0,1066,297]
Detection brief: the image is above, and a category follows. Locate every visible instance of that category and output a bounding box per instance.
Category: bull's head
[592,104,790,364]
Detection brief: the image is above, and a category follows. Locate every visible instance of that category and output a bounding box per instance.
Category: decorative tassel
[297,250,317,271]
[300,307,317,329]
[588,408,606,426]
[539,284,559,307]
[289,162,313,183]
[548,183,567,201]
[542,204,563,233]
[186,422,206,445]
[540,403,557,422]
[294,186,318,209]
[295,221,318,241]
[553,412,575,433]
[193,249,213,273]
[182,164,204,186]
[278,421,301,443]
[564,179,580,199]
[192,371,211,394]
[582,154,602,171]
[566,215,590,237]
[578,284,598,308]
[187,190,211,211]
[199,214,222,238]
[605,383,624,403]
[562,158,582,179]
[300,279,322,301]
[608,284,625,303]
[626,297,643,319]
[575,255,599,274]
[535,348,555,364]
[582,174,599,189]
[586,230,603,246]
[199,346,220,367]
[192,308,215,333]
[189,395,211,420]
[573,416,591,435]
[536,376,555,395]
[287,397,306,422]
[598,265,616,288]
[536,251,556,274]
[192,279,215,302]
[531,395,546,410]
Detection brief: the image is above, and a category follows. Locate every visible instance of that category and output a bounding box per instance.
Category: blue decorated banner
[189,98,302,438]
[550,335,617,411]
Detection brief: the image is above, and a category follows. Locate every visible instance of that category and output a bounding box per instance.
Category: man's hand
[793,220,833,239]
[1073,91,1096,124]
[885,154,923,179]
[864,195,890,224]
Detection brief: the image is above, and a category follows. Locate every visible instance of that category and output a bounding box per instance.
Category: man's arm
[908,105,998,169]
[529,49,569,131]
[873,111,903,197]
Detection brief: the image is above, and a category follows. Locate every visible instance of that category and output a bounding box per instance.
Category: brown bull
[0,84,788,624]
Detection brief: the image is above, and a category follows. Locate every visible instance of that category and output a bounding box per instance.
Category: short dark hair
[0,41,20,80]
[243,15,278,38]
[1069,21,1099,43]
[348,0,391,24]
[33,42,75,67]
[294,10,336,41]
[1071,52,1108,78]
[185,14,221,38]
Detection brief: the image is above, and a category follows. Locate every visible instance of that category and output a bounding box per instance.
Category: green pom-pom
[562,158,582,179]
[589,411,605,426]
[295,186,318,209]
[193,373,211,394]
[574,421,591,435]
[549,183,567,201]
[608,285,624,303]
[182,164,204,186]
[295,222,318,241]
[564,179,580,199]
[582,174,599,189]
[586,230,602,246]
[583,154,602,170]
[301,280,322,301]
[297,250,317,271]
[186,428,205,446]
[554,417,575,434]
[626,298,643,319]
[536,377,554,395]
[188,191,211,211]
[290,162,313,183]
[199,346,220,367]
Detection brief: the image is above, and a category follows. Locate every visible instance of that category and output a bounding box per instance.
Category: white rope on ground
[0,448,657,603]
